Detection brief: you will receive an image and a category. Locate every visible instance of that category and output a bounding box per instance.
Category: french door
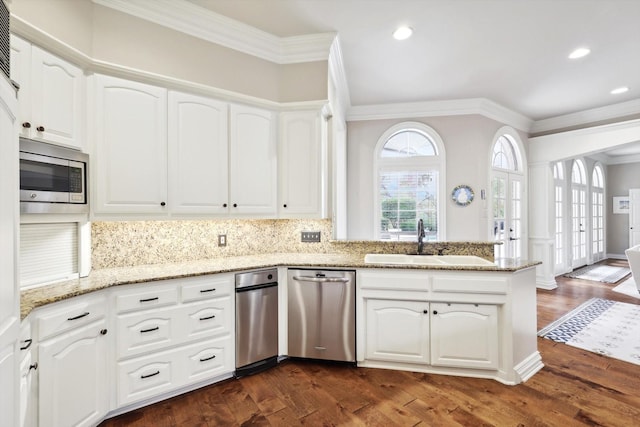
[492,171,523,259]
[571,185,587,268]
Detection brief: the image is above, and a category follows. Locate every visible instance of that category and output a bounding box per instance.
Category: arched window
[374,122,445,241]
[591,164,605,261]
[490,130,525,259]
[492,135,519,171]
[553,162,565,269]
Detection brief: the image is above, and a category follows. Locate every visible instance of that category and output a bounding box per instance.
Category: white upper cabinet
[10,35,84,150]
[92,74,168,215]
[279,110,325,218]
[229,104,277,216]
[168,92,228,215]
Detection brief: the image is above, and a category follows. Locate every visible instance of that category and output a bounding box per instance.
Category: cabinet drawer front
[37,297,106,340]
[117,359,175,407]
[432,275,508,295]
[115,284,179,313]
[116,308,180,359]
[359,269,429,291]
[184,297,232,339]
[181,275,233,303]
[184,336,233,384]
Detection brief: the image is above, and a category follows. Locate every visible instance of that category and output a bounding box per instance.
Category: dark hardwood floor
[101,259,640,426]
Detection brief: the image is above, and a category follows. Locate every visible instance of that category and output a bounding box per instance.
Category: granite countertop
[20,253,540,319]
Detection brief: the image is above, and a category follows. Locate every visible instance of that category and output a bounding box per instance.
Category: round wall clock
[452,185,474,206]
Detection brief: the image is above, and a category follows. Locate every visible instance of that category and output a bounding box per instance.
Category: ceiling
[186,0,640,124]
[99,0,640,163]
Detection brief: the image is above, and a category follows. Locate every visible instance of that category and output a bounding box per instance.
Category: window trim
[373,122,446,241]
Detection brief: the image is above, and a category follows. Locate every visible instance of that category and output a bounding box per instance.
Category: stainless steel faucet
[417,219,425,254]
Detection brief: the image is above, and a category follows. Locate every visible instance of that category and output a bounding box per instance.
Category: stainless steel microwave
[19,138,89,214]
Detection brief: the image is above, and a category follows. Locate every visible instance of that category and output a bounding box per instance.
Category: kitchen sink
[364,253,495,266]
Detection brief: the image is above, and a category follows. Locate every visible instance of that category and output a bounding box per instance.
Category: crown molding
[531,99,640,134]
[11,15,92,68]
[346,98,533,132]
[92,0,335,64]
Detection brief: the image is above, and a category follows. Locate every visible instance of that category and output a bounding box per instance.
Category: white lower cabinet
[364,299,429,364]
[117,335,231,407]
[363,299,498,369]
[358,267,543,384]
[19,320,36,427]
[430,302,499,370]
[22,273,236,426]
[113,274,235,409]
[38,318,109,427]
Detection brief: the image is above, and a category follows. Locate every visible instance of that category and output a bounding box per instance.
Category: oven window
[20,159,70,192]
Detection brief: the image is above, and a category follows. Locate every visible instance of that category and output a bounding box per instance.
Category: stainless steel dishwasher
[287,269,356,362]
[235,269,278,377]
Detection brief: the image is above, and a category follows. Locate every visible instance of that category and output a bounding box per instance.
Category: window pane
[379,170,438,240]
[381,131,436,158]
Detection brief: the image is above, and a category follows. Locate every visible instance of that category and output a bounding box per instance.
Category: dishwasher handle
[292,276,350,283]
[235,282,278,293]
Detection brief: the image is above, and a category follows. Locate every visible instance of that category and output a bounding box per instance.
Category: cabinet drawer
[117,354,177,407]
[116,337,233,407]
[36,296,106,340]
[116,306,181,359]
[359,269,429,291]
[431,275,508,295]
[181,275,233,302]
[183,335,233,384]
[115,283,179,313]
[183,297,232,340]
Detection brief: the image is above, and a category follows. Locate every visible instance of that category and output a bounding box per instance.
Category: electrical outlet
[301,231,321,243]
[218,234,227,247]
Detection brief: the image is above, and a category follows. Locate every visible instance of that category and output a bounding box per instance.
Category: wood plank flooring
[100,259,640,426]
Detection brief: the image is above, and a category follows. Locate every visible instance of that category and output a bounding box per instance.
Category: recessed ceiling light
[568,47,591,59]
[393,26,413,41]
[611,86,629,95]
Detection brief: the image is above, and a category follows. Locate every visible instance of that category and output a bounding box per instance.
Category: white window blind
[20,223,78,288]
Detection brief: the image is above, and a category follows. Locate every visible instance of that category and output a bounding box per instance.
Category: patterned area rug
[563,264,631,283]
[538,298,640,365]
[613,277,640,299]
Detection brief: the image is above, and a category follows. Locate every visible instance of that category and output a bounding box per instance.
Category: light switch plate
[218,234,227,247]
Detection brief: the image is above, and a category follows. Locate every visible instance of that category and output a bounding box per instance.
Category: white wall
[346,114,527,241]
[608,162,640,255]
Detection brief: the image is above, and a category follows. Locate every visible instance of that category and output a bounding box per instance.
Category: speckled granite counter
[20,253,540,319]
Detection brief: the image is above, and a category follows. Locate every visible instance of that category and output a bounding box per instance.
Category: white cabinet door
[229,104,277,215]
[19,320,36,427]
[93,74,168,214]
[364,299,429,364]
[0,74,19,427]
[430,303,499,370]
[19,347,37,427]
[38,320,109,427]
[9,34,31,138]
[168,91,228,214]
[10,35,84,149]
[279,110,324,217]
